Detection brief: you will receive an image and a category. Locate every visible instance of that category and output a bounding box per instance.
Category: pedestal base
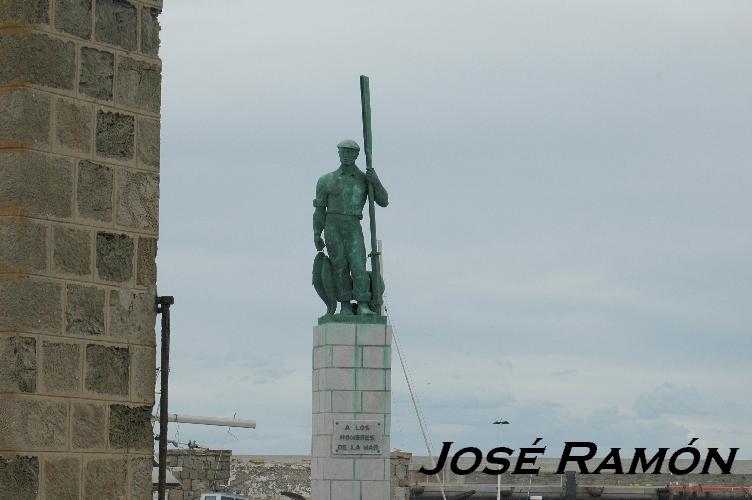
[311,321,392,500]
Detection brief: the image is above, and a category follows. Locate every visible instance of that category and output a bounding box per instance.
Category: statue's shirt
[314,165,368,218]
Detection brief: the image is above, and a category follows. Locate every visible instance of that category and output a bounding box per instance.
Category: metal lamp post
[492,420,510,500]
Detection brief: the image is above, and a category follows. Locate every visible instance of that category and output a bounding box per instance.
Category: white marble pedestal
[311,320,392,500]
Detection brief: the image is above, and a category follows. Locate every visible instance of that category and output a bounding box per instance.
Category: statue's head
[337,139,360,166]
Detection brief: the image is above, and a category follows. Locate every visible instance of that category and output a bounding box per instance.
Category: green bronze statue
[312,139,388,317]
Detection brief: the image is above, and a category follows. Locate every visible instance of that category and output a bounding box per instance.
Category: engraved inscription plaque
[332,419,384,455]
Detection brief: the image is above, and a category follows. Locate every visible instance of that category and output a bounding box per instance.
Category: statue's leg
[345,220,371,304]
[324,222,353,304]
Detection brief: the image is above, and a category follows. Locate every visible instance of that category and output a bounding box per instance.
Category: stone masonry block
[141,6,160,56]
[85,343,129,396]
[325,323,356,345]
[0,151,73,218]
[52,225,91,276]
[0,278,62,333]
[72,402,106,449]
[310,479,330,500]
[313,346,331,369]
[79,47,114,100]
[312,434,330,457]
[55,97,92,153]
[96,110,134,160]
[109,289,155,343]
[0,32,75,89]
[43,456,81,500]
[0,219,47,272]
[0,455,39,499]
[95,0,137,50]
[362,391,389,414]
[0,399,67,449]
[331,479,359,499]
[0,0,49,24]
[41,340,81,392]
[355,458,386,481]
[0,87,50,146]
[318,390,332,413]
[66,284,105,336]
[116,56,161,113]
[130,457,153,500]
[109,404,152,451]
[83,457,127,500]
[55,0,92,39]
[0,335,36,393]
[321,368,355,391]
[137,116,160,168]
[136,240,158,286]
[363,346,390,369]
[332,390,360,412]
[77,160,113,222]
[313,325,325,346]
[96,231,133,282]
[130,345,155,403]
[321,458,354,480]
[356,324,385,345]
[332,345,356,367]
[361,480,389,500]
[358,369,386,391]
[116,170,159,232]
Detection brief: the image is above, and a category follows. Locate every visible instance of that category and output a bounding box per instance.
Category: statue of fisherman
[313,139,389,316]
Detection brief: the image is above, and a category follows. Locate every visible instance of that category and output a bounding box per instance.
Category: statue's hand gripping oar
[360,75,383,312]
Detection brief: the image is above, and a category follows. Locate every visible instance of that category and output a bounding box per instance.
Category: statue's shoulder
[316,169,339,187]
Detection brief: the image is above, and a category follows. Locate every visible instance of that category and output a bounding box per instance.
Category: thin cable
[384,296,447,500]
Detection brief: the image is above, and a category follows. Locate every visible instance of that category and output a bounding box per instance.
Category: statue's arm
[366,167,389,207]
[313,177,327,250]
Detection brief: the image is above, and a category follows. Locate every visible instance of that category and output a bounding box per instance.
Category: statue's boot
[336,302,354,315]
[356,302,375,315]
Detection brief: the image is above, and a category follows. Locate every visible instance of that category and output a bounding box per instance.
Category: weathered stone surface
[66,284,105,336]
[43,456,81,500]
[141,7,161,56]
[55,98,92,153]
[79,47,114,100]
[95,0,136,51]
[116,170,159,232]
[0,399,67,449]
[136,237,157,286]
[0,151,73,218]
[137,116,160,168]
[0,279,62,333]
[96,110,134,160]
[109,404,152,450]
[52,225,91,276]
[83,457,127,500]
[109,289,155,343]
[72,402,106,449]
[130,345,155,403]
[130,457,153,500]
[85,344,129,395]
[0,0,49,24]
[0,335,36,393]
[0,220,47,272]
[116,56,161,113]
[41,340,81,392]
[55,0,92,38]
[0,33,75,89]
[77,160,113,222]
[95,231,133,282]
[0,455,39,499]
[0,88,50,146]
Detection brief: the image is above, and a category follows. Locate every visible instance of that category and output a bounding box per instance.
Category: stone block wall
[166,449,232,500]
[0,0,162,498]
[311,322,393,500]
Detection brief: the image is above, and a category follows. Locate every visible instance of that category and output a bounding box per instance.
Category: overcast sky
[156,1,751,457]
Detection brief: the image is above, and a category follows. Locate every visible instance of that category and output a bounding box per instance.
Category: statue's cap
[337,139,360,151]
